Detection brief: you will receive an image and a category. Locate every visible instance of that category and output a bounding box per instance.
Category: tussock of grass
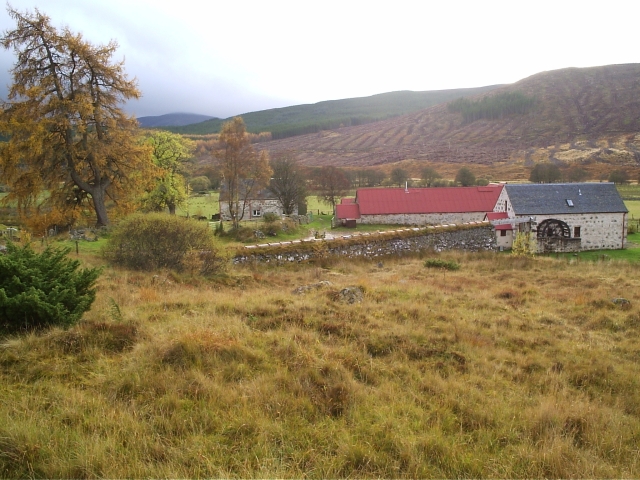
[1,252,640,477]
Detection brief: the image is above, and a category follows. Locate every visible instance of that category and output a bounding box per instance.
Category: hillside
[255,64,640,179]
[138,112,216,128]
[166,87,501,137]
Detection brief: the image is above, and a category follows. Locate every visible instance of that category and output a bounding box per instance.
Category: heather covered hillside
[256,64,640,177]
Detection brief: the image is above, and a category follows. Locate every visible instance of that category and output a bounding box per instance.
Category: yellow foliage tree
[0,7,154,228]
[216,117,272,229]
[511,231,537,257]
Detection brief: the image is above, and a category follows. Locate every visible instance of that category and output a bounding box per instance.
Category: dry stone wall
[234,224,496,264]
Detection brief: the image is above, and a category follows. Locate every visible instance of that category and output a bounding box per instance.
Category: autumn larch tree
[0,7,153,228]
[216,117,272,229]
[312,166,350,212]
[142,131,195,215]
[268,156,307,215]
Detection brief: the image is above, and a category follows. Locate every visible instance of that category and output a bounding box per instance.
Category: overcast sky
[0,1,637,119]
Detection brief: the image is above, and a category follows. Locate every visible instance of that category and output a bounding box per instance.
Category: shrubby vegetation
[188,176,212,193]
[455,167,476,186]
[609,169,630,184]
[0,242,101,334]
[103,213,224,274]
[448,91,537,123]
[423,258,460,270]
[529,163,562,183]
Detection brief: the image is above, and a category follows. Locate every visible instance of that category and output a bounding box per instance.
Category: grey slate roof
[505,183,628,215]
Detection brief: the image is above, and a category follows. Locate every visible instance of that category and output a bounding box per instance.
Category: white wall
[358,212,487,225]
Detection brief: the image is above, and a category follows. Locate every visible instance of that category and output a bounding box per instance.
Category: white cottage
[491,183,628,252]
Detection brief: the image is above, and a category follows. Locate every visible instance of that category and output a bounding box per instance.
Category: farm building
[491,183,628,252]
[219,183,296,221]
[335,185,503,226]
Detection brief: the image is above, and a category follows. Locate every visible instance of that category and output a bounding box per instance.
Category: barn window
[253,209,262,217]
[574,226,581,238]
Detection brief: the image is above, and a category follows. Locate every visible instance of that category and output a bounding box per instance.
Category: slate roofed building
[335,185,503,226]
[492,182,628,252]
[219,182,296,221]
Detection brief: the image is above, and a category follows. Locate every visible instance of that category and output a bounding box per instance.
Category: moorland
[1,242,640,477]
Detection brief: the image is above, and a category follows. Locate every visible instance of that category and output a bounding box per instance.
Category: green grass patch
[624,200,640,219]
[424,258,461,270]
[548,232,640,262]
[617,184,640,201]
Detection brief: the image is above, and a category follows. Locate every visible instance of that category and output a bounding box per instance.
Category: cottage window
[500,230,507,237]
[253,209,262,217]
[574,226,581,238]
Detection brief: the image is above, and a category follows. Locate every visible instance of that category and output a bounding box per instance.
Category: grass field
[1,249,640,477]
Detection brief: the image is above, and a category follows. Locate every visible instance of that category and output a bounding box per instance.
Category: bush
[424,258,460,271]
[188,176,211,193]
[262,212,279,223]
[103,213,224,274]
[0,242,101,334]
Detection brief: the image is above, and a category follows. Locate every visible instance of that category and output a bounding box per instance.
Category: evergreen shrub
[0,242,101,334]
[424,258,460,270]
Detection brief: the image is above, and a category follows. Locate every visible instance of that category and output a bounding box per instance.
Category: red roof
[485,211,512,230]
[486,212,509,221]
[354,185,503,215]
[336,203,361,219]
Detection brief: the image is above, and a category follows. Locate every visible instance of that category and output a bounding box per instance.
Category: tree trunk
[91,187,109,227]
[168,202,176,215]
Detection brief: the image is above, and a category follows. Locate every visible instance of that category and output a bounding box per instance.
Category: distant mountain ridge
[137,112,216,128]
[165,86,502,137]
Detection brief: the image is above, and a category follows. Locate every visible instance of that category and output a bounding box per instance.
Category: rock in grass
[335,286,364,304]
[292,281,332,295]
[612,297,631,308]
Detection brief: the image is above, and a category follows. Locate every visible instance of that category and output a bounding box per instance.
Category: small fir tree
[0,242,101,334]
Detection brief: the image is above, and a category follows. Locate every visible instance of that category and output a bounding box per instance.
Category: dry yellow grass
[1,251,640,477]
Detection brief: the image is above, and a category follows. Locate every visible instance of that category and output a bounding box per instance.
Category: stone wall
[358,212,487,225]
[234,224,496,264]
[537,237,582,253]
[532,213,627,251]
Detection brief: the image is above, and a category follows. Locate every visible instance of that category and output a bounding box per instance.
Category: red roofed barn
[336,185,504,226]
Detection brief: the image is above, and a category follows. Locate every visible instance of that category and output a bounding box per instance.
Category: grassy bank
[1,250,640,477]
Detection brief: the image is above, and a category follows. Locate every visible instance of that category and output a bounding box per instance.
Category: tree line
[447,91,537,123]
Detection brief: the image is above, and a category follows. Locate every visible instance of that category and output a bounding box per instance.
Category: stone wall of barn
[532,212,627,251]
[357,212,487,225]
